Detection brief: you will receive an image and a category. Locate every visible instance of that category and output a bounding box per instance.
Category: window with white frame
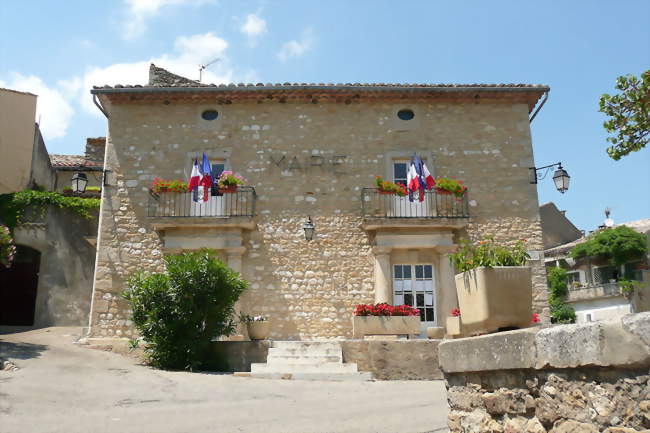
[392,161,408,186]
[393,264,435,323]
[566,270,584,289]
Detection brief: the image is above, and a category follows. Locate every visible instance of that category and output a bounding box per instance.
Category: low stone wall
[342,340,442,380]
[208,341,271,372]
[438,313,650,432]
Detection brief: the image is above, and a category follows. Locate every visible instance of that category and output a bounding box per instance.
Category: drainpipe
[93,94,109,118]
[529,90,549,123]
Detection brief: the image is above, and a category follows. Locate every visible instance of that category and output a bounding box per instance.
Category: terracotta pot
[455,266,532,334]
[351,315,420,339]
[246,321,269,340]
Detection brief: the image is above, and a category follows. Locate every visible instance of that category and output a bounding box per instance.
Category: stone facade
[88,68,549,339]
[438,313,650,432]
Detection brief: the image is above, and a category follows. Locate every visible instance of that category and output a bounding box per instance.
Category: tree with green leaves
[599,70,649,160]
[570,225,647,266]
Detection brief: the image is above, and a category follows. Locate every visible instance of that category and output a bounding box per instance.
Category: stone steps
[249,341,372,381]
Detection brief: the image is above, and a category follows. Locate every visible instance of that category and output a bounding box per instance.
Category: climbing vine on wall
[0,224,15,267]
[547,267,576,324]
[570,226,647,266]
[0,189,100,231]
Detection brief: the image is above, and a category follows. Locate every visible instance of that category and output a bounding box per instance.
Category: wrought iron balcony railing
[361,188,470,219]
[147,186,256,218]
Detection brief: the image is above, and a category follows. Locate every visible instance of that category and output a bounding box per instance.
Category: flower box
[455,266,532,334]
[352,316,420,339]
[445,316,462,337]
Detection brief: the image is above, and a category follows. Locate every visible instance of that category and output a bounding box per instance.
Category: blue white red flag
[407,154,435,202]
[188,159,201,202]
[199,153,212,202]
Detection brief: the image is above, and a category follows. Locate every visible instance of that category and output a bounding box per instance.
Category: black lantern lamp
[71,172,88,194]
[530,162,570,194]
[303,216,315,241]
[552,165,570,194]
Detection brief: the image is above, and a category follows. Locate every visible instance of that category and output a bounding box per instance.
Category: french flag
[188,159,202,202]
[407,154,435,202]
[199,153,212,202]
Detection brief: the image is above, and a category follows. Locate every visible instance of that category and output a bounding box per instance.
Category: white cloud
[0,74,74,140]
[241,13,267,40]
[122,0,214,40]
[278,28,313,61]
[81,32,240,115]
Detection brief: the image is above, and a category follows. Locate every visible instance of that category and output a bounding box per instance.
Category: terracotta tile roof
[50,154,103,170]
[92,64,549,93]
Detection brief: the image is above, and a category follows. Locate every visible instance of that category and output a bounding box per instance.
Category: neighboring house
[0,88,55,193]
[50,137,105,193]
[87,64,550,340]
[0,88,103,327]
[543,210,650,323]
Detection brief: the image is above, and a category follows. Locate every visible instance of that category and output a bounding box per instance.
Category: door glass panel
[424,265,432,279]
[415,265,423,279]
[404,293,413,306]
[416,293,424,307]
[394,265,402,279]
[394,294,404,305]
[403,266,411,279]
[393,263,436,327]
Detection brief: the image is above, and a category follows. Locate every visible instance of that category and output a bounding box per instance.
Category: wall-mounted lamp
[530,162,570,194]
[303,216,315,241]
[102,169,113,187]
[71,172,88,194]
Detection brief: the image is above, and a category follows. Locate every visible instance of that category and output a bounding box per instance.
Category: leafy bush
[547,267,576,324]
[570,226,647,266]
[618,278,644,298]
[123,249,247,370]
[217,171,246,187]
[449,236,529,273]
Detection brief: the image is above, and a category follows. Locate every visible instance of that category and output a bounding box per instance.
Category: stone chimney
[85,137,106,164]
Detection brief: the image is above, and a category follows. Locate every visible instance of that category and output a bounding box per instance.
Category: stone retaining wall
[438,313,650,432]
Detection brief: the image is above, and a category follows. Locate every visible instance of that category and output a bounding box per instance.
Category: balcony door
[391,160,430,217]
[393,264,436,333]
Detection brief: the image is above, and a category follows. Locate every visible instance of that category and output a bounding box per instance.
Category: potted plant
[445,308,462,337]
[0,225,16,268]
[449,237,531,334]
[434,177,467,198]
[217,171,246,193]
[240,314,269,340]
[150,178,189,194]
[352,303,420,338]
[374,176,408,196]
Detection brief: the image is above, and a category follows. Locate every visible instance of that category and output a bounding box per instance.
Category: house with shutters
[86,64,550,340]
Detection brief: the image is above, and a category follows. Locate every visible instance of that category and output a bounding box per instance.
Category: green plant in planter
[570,225,647,266]
[547,267,576,324]
[434,177,467,198]
[374,176,407,196]
[449,237,529,273]
[123,249,247,370]
[618,278,644,298]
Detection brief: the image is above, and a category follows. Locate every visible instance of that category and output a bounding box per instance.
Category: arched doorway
[0,245,41,325]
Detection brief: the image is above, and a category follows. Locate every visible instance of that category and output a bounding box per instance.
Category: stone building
[87,64,550,340]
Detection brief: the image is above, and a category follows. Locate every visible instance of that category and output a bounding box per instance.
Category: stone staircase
[250,341,372,381]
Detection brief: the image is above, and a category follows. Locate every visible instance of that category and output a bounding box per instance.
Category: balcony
[147,187,256,230]
[567,282,624,302]
[361,188,469,230]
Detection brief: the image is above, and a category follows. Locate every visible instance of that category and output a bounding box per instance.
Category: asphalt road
[0,327,449,433]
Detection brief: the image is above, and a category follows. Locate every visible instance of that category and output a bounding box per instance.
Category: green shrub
[449,236,529,273]
[546,267,576,324]
[570,226,647,266]
[123,249,247,370]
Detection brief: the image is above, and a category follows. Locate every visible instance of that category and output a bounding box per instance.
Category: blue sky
[1,0,648,232]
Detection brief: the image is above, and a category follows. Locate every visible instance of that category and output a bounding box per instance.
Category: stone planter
[445,316,462,337]
[352,315,420,339]
[426,326,445,339]
[246,321,269,340]
[455,266,532,335]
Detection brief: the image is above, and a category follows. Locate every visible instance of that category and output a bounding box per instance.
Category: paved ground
[0,327,449,433]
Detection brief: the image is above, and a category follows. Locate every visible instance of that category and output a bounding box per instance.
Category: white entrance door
[392,264,436,335]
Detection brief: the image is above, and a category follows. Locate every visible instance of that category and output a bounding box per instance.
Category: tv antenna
[199,58,220,82]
